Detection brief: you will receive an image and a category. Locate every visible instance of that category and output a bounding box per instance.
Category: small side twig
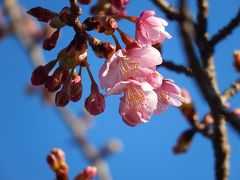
[159,60,193,76]
[151,0,181,21]
[209,9,240,47]
[222,78,240,102]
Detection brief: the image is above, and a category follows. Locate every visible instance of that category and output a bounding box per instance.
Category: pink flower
[108,79,158,126]
[154,79,184,114]
[136,10,172,45]
[99,42,162,91]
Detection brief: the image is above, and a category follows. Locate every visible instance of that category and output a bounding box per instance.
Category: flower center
[125,87,145,111]
[119,57,140,75]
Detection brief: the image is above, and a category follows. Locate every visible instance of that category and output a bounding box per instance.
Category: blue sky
[0,0,240,179]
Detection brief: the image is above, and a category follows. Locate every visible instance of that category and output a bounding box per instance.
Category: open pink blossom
[99,41,162,91]
[154,79,184,114]
[136,10,172,45]
[107,79,158,126]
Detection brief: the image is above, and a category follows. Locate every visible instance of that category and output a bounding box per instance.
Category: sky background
[0,0,240,180]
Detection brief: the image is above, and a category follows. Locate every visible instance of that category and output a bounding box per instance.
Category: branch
[222,78,240,101]
[195,0,208,49]
[209,9,240,47]
[151,0,181,21]
[179,1,230,180]
[160,59,193,76]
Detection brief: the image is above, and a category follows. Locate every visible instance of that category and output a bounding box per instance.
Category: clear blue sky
[0,0,240,179]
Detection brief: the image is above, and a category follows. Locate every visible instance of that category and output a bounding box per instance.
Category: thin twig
[159,60,193,76]
[151,0,181,21]
[209,9,240,47]
[222,78,240,102]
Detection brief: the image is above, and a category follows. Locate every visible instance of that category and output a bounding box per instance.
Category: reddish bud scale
[27,7,57,22]
[43,28,60,51]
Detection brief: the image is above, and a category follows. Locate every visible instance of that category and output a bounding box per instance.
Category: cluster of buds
[29,4,120,115]
[47,148,97,180]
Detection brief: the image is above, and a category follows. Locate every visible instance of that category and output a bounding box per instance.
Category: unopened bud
[75,166,97,180]
[47,148,68,179]
[85,85,105,115]
[68,74,83,102]
[231,108,240,117]
[202,113,214,126]
[43,28,60,51]
[27,7,57,22]
[31,65,48,85]
[78,0,92,5]
[173,129,195,154]
[83,15,117,35]
[88,37,116,59]
[45,67,63,92]
[233,50,240,72]
[55,87,70,107]
[31,60,57,86]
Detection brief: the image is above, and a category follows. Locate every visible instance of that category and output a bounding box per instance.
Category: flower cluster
[28,0,183,126]
[99,10,183,126]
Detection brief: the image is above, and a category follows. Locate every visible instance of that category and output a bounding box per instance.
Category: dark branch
[222,78,240,101]
[209,9,240,47]
[159,60,194,76]
[195,0,208,49]
[151,0,181,21]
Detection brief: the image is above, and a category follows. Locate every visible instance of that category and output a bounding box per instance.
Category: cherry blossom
[136,10,172,45]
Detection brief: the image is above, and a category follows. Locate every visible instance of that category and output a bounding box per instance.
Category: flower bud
[27,7,57,22]
[231,108,240,117]
[55,87,70,107]
[85,85,105,115]
[173,129,195,154]
[75,166,97,180]
[89,37,116,59]
[45,67,63,92]
[43,28,60,51]
[31,65,48,85]
[68,74,83,102]
[233,50,240,72]
[31,60,57,86]
[83,15,117,35]
[202,113,214,126]
[78,0,92,5]
[47,148,68,179]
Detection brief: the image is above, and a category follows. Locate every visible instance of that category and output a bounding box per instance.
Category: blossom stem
[84,59,97,86]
